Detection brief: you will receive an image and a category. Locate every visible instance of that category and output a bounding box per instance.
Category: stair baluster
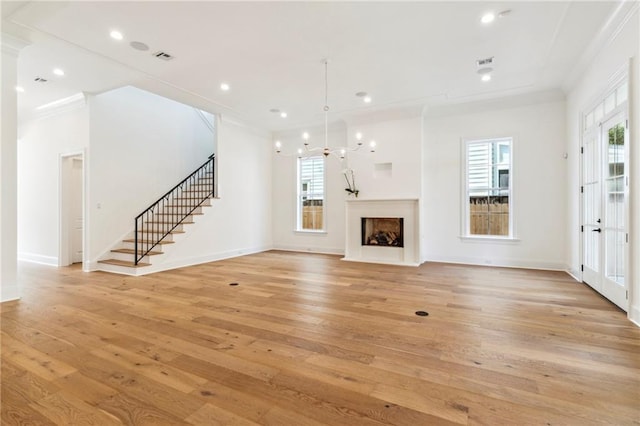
[134,154,215,265]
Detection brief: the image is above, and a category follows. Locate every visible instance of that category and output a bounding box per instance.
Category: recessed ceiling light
[355,91,368,98]
[280,112,288,118]
[110,30,123,40]
[15,86,24,93]
[498,9,512,18]
[130,41,149,51]
[269,108,280,114]
[53,68,65,76]
[220,83,230,91]
[481,74,491,82]
[363,96,372,103]
[481,12,495,24]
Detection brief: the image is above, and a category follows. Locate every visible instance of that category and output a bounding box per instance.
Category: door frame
[59,151,85,267]
[579,64,629,311]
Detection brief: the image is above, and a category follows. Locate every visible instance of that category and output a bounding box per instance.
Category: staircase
[97,155,215,275]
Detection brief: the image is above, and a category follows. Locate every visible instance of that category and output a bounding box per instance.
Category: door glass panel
[584,183,599,271]
[604,120,625,287]
[616,82,628,105]
[585,112,594,129]
[604,92,616,114]
[594,103,604,121]
[605,231,625,285]
[582,129,599,272]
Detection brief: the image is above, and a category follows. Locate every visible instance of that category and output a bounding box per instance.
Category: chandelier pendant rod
[324,59,329,152]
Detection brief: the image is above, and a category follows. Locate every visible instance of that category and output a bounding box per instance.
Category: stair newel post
[160,197,164,243]
[211,156,215,197]
[134,218,138,265]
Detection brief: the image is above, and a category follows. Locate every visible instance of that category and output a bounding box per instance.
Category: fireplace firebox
[361,217,404,247]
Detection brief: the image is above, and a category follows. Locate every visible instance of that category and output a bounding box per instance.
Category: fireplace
[361,217,404,247]
[344,199,419,266]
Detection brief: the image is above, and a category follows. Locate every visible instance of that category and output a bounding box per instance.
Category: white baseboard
[93,245,273,276]
[629,305,640,327]
[146,245,272,275]
[1,285,20,303]
[341,257,421,267]
[566,268,582,282]
[18,252,58,267]
[424,254,567,271]
[272,244,345,256]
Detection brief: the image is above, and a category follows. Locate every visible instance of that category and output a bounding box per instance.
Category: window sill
[294,230,327,235]
[459,236,520,243]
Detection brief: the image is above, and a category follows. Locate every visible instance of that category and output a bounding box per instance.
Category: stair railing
[134,154,215,265]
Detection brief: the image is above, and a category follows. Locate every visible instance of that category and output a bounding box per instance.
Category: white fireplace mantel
[343,198,420,266]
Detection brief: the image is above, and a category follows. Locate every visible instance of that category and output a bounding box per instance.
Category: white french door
[582,110,629,311]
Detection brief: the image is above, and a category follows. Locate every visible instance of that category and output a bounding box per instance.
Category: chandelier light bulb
[481,12,495,24]
[273,60,378,159]
[110,30,124,40]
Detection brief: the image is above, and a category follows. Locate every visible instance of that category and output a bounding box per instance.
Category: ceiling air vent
[34,77,48,83]
[476,57,494,67]
[153,51,174,61]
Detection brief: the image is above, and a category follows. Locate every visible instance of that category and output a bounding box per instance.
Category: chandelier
[275,59,376,160]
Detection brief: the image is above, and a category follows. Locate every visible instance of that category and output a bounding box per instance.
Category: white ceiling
[2,1,622,130]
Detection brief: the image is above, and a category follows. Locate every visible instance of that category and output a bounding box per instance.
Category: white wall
[144,116,272,271]
[88,86,213,265]
[271,116,423,255]
[347,117,423,200]
[1,38,23,302]
[272,125,347,254]
[423,98,567,269]
[17,104,89,266]
[566,7,639,323]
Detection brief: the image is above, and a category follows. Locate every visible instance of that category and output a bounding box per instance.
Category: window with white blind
[298,156,325,231]
[464,138,513,238]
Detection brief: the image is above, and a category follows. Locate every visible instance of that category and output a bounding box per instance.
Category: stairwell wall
[141,115,273,272]
[87,86,213,267]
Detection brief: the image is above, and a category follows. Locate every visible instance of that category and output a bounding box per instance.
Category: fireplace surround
[344,199,419,266]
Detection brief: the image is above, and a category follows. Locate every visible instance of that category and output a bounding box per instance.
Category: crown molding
[423,89,566,119]
[25,92,87,123]
[0,32,29,56]
[562,1,639,93]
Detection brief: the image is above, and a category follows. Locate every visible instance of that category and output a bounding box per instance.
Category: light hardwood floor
[2,251,639,425]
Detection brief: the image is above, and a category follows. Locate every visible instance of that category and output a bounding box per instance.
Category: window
[465,138,512,237]
[298,156,325,231]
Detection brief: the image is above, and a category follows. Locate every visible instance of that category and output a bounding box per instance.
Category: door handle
[592,228,601,233]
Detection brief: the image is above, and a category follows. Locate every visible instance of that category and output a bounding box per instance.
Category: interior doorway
[60,153,84,266]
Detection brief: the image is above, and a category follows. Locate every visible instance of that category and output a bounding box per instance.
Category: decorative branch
[343,169,359,197]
